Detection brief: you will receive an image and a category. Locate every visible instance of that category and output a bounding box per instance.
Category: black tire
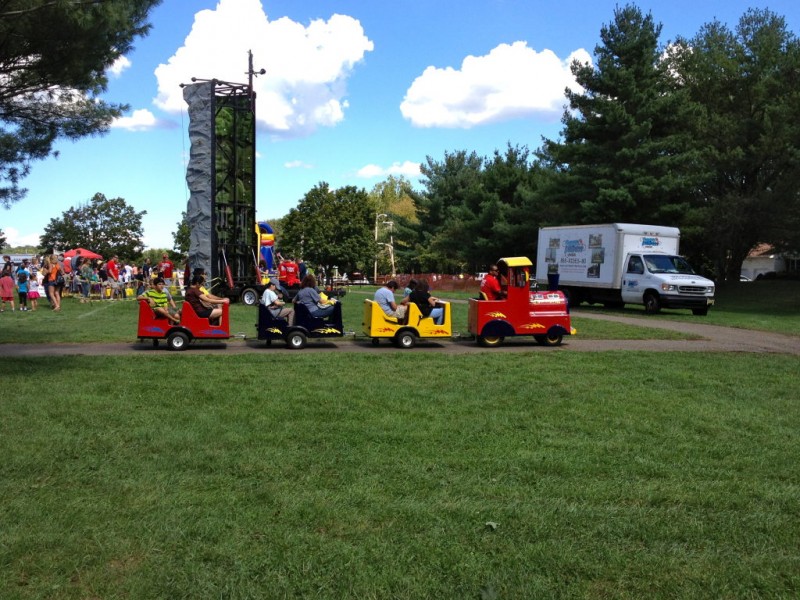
[371,338,380,346]
[241,288,258,306]
[692,307,709,316]
[534,332,563,346]
[395,331,417,349]
[643,292,661,314]
[477,335,504,347]
[152,339,159,348]
[286,330,307,350]
[167,331,189,351]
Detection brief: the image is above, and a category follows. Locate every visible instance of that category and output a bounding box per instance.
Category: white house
[741,244,799,279]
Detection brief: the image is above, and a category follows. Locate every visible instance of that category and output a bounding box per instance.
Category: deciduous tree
[280,183,374,275]
[39,192,146,259]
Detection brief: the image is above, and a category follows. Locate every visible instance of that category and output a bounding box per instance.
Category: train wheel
[395,331,417,349]
[534,333,563,346]
[477,335,504,347]
[167,331,189,351]
[286,331,307,350]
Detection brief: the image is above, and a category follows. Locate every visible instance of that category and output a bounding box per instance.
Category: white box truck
[536,223,715,315]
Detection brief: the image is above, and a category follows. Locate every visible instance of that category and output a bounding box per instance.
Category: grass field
[1,281,798,598]
[2,352,799,598]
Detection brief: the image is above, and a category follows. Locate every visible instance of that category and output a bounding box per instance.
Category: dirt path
[2,311,798,356]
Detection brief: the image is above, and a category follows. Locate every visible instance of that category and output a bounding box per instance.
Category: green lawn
[578,280,800,336]
[1,282,798,598]
[2,352,799,599]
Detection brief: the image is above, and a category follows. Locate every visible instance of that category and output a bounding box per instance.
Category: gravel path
[2,311,798,356]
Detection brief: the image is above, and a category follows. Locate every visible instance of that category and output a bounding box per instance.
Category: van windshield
[644,255,696,275]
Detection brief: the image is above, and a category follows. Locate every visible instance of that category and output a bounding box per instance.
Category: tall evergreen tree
[538,4,698,226]
[0,0,161,207]
[670,9,800,280]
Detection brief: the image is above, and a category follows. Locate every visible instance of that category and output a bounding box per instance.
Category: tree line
[3,4,798,281]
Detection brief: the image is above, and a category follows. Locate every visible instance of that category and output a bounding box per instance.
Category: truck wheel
[692,307,709,316]
[286,331,307,350]
[477,335,504,347]
[534,333,563,346]
[371,338,380,346]
[167,331,189,351]
[644,292,661,314]
[241,288,258,306]
[395,331,417,349]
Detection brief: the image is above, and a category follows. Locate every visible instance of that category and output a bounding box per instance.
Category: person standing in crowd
[70,250,83,295]
[374,280,408,319]
[141,257,152,281]
[106,255,121,300]
[0,268,15,312]
[79,257,93,303]
[15,259,31,311]
[159,253,174,287]
[41,255,60,310]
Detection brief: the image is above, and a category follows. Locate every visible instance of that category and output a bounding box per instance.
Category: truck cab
[622,252,715,315]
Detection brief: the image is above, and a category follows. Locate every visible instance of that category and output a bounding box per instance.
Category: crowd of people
[0,252,179,314]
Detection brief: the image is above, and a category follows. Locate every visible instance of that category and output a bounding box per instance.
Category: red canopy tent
[63,248,102,272]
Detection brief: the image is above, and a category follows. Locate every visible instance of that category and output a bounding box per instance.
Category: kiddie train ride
[468,256,575,347]
[136,297,231,350]
[136,256,574,351]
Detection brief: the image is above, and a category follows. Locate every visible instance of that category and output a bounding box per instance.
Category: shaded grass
[2,353,799,598]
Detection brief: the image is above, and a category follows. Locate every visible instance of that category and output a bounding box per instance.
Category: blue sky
[3,0,799,249]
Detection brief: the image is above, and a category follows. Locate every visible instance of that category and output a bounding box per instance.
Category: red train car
[468,256,575,347]
[136,298,230,350]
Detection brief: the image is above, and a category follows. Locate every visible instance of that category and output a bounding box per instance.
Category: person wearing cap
[374,279,408,319]
[261,278,294,325]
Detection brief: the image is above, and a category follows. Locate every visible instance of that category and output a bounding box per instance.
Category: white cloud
[357,161,421,179]
[400,42,591,128]
[111,108,159,131]
[2,227,40,247]
[284,160,313,169]
[153,0,373,138]
[108,55,131,78]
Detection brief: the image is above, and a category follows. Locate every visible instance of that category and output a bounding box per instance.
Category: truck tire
[241,288,259,306]
[692,307,709,316]
[643,292,661,314]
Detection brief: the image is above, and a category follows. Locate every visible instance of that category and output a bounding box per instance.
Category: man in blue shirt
[374,280,408,319]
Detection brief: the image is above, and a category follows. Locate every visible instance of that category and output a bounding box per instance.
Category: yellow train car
[362,299,452,348]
